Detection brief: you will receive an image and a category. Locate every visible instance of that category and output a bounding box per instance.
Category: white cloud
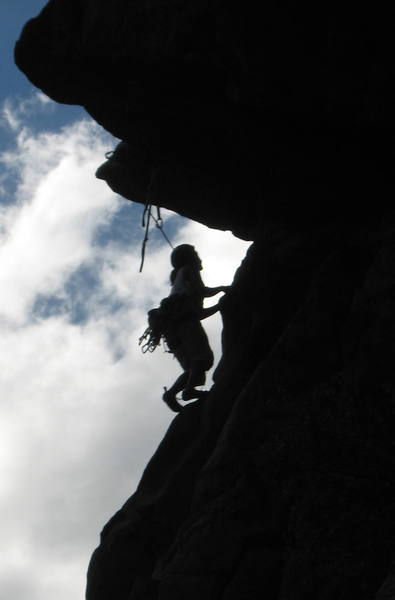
[0,92,54,133]
[0,104,250,599]
[1,99,21,132]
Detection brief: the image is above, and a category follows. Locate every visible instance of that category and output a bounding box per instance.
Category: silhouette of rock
[15,3,395,599]
[15,2,395,238]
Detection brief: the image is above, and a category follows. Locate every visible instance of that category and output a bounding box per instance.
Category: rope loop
[139,168,173,272]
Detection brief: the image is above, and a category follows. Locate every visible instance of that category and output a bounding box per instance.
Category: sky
[0,2,250,599]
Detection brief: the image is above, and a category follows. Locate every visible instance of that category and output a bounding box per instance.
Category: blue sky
[0,3,250,600]
[1,1,46,95]
[0,0,84,131]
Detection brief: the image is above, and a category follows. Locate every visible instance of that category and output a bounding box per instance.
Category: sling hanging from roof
[139,167,174,272]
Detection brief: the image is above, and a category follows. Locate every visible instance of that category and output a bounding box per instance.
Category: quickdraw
[139,167,173,272]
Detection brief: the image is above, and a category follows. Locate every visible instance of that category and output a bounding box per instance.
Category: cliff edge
[15,3,395,598]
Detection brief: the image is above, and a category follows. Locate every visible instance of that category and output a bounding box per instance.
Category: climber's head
[170,244,201,270]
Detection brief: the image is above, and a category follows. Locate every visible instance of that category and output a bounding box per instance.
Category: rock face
[15,3,395,599]
[15,2,395,238]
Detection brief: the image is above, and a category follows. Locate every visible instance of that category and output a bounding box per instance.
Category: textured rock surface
[84,223,395,600]
[15,2,395,238]
[15,2,395,599]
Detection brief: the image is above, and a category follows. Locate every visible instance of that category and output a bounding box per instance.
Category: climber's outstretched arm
[186,265,230,298]
[203,285,230,298]
[200,304,221,319]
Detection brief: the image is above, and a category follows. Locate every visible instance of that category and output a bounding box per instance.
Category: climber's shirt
[170,265,204,312]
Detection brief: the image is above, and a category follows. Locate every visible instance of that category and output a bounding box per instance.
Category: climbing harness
[139,294,197,354]
[139,167,174,272]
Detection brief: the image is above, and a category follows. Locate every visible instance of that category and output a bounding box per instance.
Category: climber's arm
[187,266,230,297]
[203,285,230,297]
[200,304,221,319]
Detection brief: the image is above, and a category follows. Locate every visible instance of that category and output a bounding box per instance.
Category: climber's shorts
[171,318,214,372]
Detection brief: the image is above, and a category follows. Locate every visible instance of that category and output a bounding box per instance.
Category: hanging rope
[151,208,174,249]
[139,167,174,272]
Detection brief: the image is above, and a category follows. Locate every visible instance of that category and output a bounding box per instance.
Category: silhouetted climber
[160,244,229,412]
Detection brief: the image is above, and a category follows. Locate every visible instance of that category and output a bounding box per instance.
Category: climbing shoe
[163,388,182,412]
[182,388,209,401]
